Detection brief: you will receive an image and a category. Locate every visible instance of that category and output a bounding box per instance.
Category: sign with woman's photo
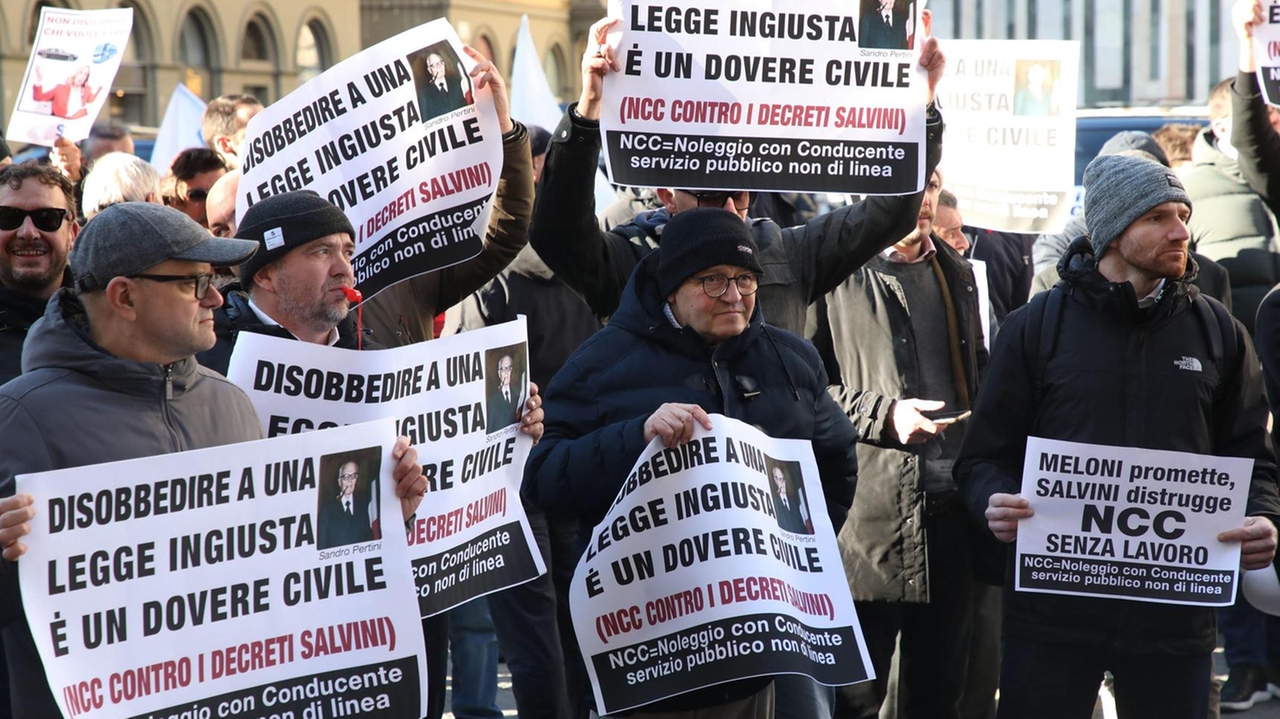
[15,419,428,719]
[7,6,133,146]
[224,318,545,617]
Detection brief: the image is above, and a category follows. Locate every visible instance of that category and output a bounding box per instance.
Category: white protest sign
[237,19,503,301]
[225,319,545,617]
[572,416,870,715]
[938,40,1079,233]
[1253,3,1280,105]
[8,7,132,147]
[1015,437,1252,606]
[18,419,427,719]
[969,257,991,349]
[597,0,928,195]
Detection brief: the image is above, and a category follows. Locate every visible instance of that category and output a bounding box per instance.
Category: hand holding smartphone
[921,409,971,425]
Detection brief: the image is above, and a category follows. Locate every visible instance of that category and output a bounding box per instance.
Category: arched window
[473,35,495,64]
[544,45,568,103]
[109,1,154,125]
[242,15,271,62]
[179,9,217,98]
[296,19,333,86]
[239,14,279,103]
[28,1,67,46]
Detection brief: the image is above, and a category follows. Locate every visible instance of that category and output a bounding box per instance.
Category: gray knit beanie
[1098,130,1170,167]
[1083,154,1192,258]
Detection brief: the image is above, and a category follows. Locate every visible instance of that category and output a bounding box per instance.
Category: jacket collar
[215,285,363,350]
[20,289,203,398]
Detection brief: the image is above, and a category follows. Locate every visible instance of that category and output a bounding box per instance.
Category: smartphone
[922,409,972,425]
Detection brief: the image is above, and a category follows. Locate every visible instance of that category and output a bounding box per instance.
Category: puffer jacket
[956,237,1280,655]
[524,251,858,712]
[1183,124,1280,333]
[0,290,264,718]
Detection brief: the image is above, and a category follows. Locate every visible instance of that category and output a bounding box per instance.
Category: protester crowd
[5,1,1280,719]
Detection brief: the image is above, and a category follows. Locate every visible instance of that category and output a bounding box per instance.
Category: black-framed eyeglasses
[682,190,750,211]
[694,273,760,298]
[129,273,217,300]
[0,206,68,232]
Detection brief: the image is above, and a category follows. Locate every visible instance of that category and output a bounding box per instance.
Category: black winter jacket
[0,286,48,384]
[966,227,1034,327]
[528,104,944,335]
[197,286,372,375]
[524,252,858,712]
[812,239,987,602]
[956,237,1280,654]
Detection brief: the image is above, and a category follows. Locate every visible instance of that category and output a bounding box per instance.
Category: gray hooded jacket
[0,290,263,719]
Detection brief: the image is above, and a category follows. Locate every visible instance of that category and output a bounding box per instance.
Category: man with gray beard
[196,190,368,373]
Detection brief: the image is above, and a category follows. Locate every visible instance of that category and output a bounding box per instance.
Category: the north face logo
[737,245,753,255]
[1174,356,1203,372]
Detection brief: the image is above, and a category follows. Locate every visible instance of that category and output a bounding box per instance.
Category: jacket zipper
[162,365,185,452]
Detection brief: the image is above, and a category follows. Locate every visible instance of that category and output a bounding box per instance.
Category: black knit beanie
[658,208,764,298]
[236,190,356,285]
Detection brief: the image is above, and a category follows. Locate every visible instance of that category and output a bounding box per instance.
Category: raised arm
[780,38,948,302]
[1230,0,1280,203]
[432,49,532,310]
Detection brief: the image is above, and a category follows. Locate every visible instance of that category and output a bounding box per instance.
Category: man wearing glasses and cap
[0,202,427,718]
[0,162,79,384]
[528,18,947,337]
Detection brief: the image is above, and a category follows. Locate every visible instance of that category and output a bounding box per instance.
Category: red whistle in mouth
[340,287,363,303]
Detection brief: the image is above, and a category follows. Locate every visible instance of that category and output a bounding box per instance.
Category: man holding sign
[0,203,428,717]
[527,208,859,716]
[956,153,1280,717]
[529,17,947,336]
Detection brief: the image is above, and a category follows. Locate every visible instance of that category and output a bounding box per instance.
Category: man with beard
[0,162,78,383]
[196,190,370,371]
[197,189,546,719]
[811,166,988,718]
[957,153,1280,717]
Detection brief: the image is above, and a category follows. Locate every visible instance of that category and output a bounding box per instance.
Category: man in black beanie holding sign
[526,208,859,718]
[956,153,1280,718]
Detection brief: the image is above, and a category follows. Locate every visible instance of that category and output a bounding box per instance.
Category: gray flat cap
[72,202,259,292]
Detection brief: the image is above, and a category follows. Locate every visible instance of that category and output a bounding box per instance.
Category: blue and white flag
[150,82,206,172]
[510,15,616,209]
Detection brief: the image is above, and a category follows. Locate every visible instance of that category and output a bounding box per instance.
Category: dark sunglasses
[129,273,217,300]
[0,206,68,232]
[683,190,750,211]
[186,189,210,203]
